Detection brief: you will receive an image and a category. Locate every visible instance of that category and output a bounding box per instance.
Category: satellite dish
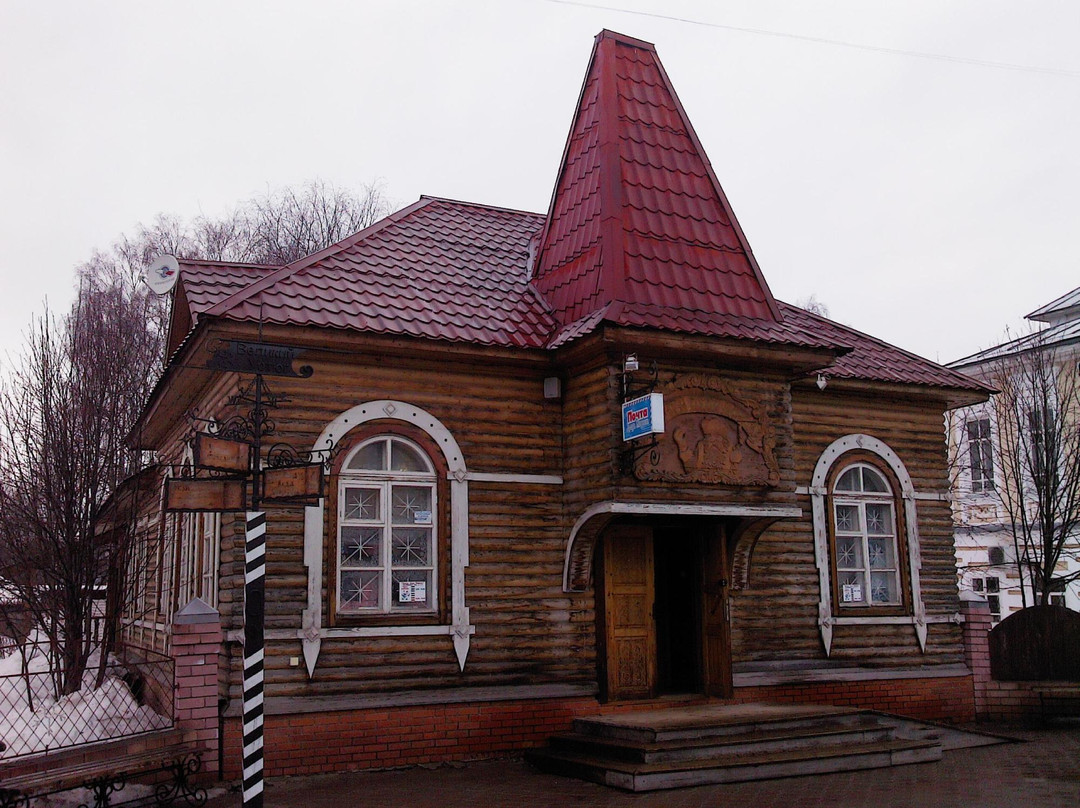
[145,254,180,295]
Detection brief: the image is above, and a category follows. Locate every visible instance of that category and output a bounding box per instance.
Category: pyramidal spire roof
[533,30,782,338]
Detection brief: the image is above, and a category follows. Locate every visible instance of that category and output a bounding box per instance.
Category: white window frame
[336,436,438,616]
[831,463,903,609]
[810,434,928,656]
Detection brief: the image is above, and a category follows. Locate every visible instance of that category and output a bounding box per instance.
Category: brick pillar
[172,597,222,776]
[960,592,993,719]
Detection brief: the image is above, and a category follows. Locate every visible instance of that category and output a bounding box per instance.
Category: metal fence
[0,643,174,761]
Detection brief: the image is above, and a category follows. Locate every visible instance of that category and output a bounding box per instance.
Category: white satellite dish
[145,254,180,295]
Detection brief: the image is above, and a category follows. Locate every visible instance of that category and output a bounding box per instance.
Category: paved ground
[203,723,1080,808]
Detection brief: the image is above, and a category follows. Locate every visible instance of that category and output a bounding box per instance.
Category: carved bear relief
[634,373,781,486]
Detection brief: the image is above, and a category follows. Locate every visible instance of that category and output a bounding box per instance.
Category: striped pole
[242,511,267,808]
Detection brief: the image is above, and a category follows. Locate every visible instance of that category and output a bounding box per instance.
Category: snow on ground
[0,636,171,759]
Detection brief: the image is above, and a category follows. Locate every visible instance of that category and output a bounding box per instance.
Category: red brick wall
[221,698,603,778]
[221,672,979,778]
[961,597,1053,721]
[172,602,222,775]
[732,675,975,723]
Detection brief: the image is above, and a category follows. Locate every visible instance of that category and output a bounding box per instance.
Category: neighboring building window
[831,462,903,608]
[973,575,1002,621]
[337,436,437,616]
[988,546,1006,565]
[986,576,1001,621]
[966,418,994,492]
[1050,594,1066,608]
[1028,406,1055,482]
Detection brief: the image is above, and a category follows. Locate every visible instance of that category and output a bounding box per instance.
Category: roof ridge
[417,195,545,218]
[203,197,436,320]
[178,258,280,269]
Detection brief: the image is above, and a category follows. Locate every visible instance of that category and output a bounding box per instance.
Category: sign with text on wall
[622,393,665,442]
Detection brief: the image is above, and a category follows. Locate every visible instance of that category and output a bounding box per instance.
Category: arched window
[337,436,438,616]
[830,463,902,608]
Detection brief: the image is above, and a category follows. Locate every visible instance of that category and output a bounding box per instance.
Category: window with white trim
[337,436,438,615]
[831,462,903,608]
[966,418,994,493]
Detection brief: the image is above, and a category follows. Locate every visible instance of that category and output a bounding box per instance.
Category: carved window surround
[809,434,930,656]
[301,401,473,676]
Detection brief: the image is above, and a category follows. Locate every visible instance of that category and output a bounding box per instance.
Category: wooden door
[603,526,657,700]
[701,526,733,697]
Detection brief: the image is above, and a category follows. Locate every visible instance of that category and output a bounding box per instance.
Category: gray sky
[1,0,1076,368]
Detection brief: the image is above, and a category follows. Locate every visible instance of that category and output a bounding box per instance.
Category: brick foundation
[732,675,975,723]
[221,697,604,778]
[220,670,981,779]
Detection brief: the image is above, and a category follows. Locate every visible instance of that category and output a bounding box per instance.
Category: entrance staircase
[525,703,943,792]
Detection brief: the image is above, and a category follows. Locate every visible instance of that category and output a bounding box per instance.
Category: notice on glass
[842,583,863,603]
[414,510,432,524]
[399,581,427,603]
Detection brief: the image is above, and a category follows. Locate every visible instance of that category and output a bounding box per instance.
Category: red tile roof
[533,30,783,337]
[174,196,985,392]
[177,259,277,322]
[777,303,991,390]
[168,29,987,396]
[195,198,558,349]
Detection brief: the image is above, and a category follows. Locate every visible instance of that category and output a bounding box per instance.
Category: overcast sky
[1,0,1076,369]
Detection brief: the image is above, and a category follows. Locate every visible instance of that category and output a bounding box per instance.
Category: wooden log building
[120,30,991,777]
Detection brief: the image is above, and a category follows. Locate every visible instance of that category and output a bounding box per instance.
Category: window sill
[315,624,473,639]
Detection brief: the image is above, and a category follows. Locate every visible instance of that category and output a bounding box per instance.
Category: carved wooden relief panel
[634,373,781,486]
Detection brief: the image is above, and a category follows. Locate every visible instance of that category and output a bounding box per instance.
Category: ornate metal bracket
[619,435,660,477]
[620,358,659,401]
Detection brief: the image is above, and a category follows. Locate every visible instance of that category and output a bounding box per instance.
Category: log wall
[729,386,965,667]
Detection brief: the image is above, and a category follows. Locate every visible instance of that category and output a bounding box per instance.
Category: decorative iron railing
[0,643,173,760]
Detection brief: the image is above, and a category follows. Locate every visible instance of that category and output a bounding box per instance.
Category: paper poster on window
[842,583,863,603]
[414,510,432,524]
[399,581,427,603]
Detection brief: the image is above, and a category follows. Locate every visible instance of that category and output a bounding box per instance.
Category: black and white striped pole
[242,509,267,807]
[243,370,267,808]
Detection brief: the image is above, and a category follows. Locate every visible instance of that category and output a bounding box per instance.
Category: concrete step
[548,719,894,764]
[571,703,872,744]
[527,736,943,792]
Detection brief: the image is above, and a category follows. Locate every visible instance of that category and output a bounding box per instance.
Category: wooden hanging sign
[194,433,251,473]
[165,478,247,512]
[261,464,324,504]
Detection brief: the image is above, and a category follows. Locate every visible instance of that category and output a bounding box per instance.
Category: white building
[948,286,1080,622]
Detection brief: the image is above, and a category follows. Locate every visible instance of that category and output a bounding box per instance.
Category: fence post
[960,591,993,719]
[172,597,222,776]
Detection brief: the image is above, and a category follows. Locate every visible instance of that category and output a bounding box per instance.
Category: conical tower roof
[533,30,783,338]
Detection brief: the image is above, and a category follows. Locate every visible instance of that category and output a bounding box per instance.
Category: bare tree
[0,178,391,694]
[796,294,830,318]
[0,274,161,695]
[987,333,1080,606]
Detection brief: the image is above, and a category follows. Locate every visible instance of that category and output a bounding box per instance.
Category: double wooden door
[601,523,731,701]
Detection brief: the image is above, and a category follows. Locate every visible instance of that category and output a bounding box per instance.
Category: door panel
[603,526,656,700]
[701,526,733,697]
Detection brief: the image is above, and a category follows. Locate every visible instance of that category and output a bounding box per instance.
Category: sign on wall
[622,393,665,442]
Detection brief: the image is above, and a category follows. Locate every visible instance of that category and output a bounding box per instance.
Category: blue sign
[622,393,665,442]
